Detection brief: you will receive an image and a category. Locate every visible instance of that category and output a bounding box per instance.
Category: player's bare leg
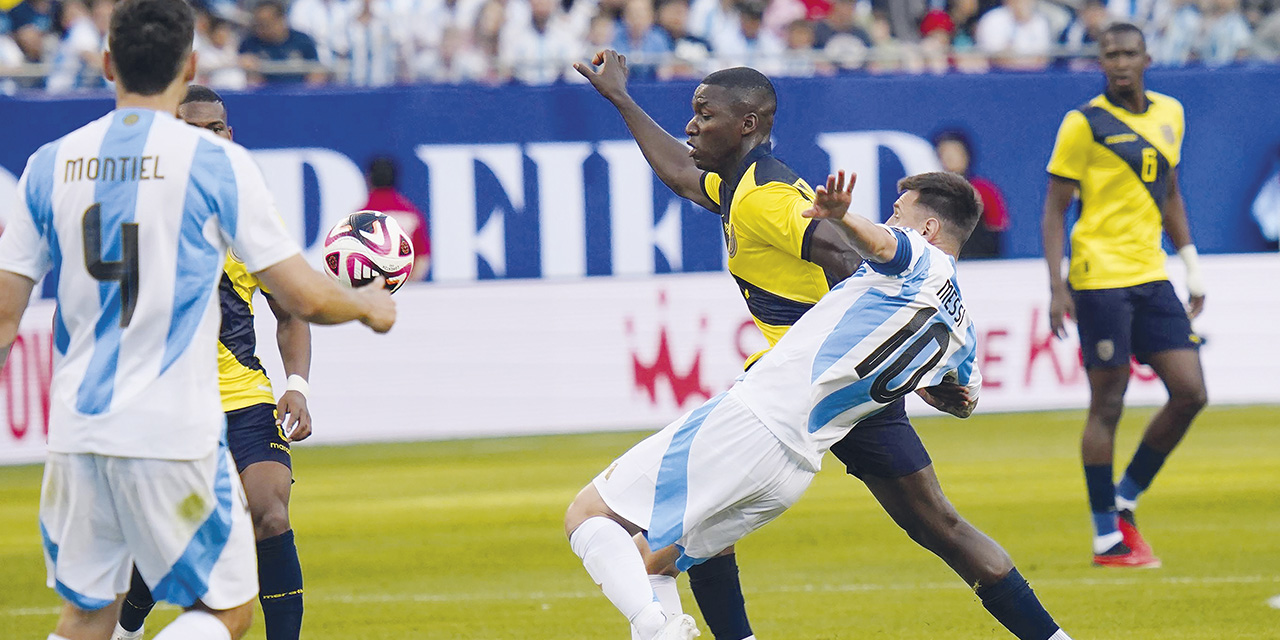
[862,465,1071,640]
[240,460,305,640]
[658,543,753,640]
[53,595,125,640]
[566,485,697,639]
[1113,349,1206,520]
[150,600,254,640]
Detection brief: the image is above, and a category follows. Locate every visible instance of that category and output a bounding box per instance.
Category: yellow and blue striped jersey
[1046,91,1185,290]
[700,142,831,366]
[218,252,275,412]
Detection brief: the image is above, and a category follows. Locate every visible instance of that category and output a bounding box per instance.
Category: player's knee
[564,485,601,537]
[1088,396,1125,426]
[1169,385,1207,416]
[643,554,679,577]
[251,501,291,540]
[222,603,254,639]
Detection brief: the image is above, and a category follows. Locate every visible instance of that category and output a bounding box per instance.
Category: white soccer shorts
[593,390,814,571]
[38,443,258,611]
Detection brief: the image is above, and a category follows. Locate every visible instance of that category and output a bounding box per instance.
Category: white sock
[632,575,683,639]
[570,517,667,638]
[1049,629,1073,640]
[1093,531,1124,555]
[1114,495,1138,512]
[152,610,232,640]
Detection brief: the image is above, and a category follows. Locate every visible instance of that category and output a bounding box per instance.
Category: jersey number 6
[854,307,951,404]
[82,203,140,328]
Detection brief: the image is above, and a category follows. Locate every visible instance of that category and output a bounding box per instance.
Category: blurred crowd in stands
[1,0,1278,91]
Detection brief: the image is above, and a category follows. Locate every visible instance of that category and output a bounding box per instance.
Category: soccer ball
[322,211,415,293]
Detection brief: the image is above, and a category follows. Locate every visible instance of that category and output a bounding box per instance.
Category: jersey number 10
[82,203,140,328]
[854,307,951,404]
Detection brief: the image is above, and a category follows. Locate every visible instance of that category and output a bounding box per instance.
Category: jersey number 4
[854,307,951,404]
[82,203,140,328]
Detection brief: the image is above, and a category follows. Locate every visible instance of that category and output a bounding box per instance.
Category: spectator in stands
[416,24,489,82]
[948,0,984,48]
[1255,5,1280,58]
[1154,0,1203,62]
[776,18,833,75]
[613,0,668,76]
[46,0,111,93]
[655,0,712,79]
[1062,0,1110,67]
[720,0,785,69]
[873,0,927,40]
[362,156,431,282]
[195,9,248,89]
[472,0,507,82]
[1106,0,1173,31]
[867,9,923,72]
[239,0,327,85]
[6,0,53,84]
[1198,0,1253,64]
[687,0,745,55]
[814,0,871,48]
[289,0,349,67]
[341,0,397,86]
[975,0,1054,69]
[933,129,1009,258]
[0,26,24,95]
[499,0,578,84]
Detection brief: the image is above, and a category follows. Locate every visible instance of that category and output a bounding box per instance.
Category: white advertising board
[2,255,1277,464]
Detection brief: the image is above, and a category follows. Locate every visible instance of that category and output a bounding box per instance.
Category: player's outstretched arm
[255,255,396,333]
[0,270,36,370]
[1042,176,1078,339]
[1159,168,1206,318]
[802,171,898,263]
[267,295,314,440]
[574,50,715,211]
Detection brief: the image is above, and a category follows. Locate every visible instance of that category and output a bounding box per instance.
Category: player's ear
[227,126,234,142]
[102,50,116,83]
[741,112,758,136]
[923,217,942,242]
[183,50,199,83]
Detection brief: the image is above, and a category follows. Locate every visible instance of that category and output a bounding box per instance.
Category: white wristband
[286,374,310,399]
[1178,245,1206,297]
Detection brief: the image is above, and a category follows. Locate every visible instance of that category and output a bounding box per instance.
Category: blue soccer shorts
[225,402,291,474]
[1071,279,1199,370]
[828,398,933,480]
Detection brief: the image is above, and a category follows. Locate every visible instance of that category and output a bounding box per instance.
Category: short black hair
[700,66,777,121]
[109,0,195,96]
[254,0,286,17]
[369,156,397,188]
[1101,21,1145,48]
[181,84,224,105]
[897,172,982,242]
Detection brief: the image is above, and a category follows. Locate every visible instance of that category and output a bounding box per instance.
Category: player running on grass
[112,85,313,640]
[0,2,395,639]
[566,170,1074,640]
[1043,22,1207,568]
[576,51,1060,640]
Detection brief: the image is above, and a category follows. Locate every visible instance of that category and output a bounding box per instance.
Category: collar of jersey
[726,141,774,190]
[1102,90,1153,116]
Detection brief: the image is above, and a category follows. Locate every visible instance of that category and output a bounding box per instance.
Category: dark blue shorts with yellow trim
[225,402,290,474]
[828,398,932,479]
[1072,280,1199,370]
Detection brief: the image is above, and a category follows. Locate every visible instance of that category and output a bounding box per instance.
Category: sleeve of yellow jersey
[1046,110,1093,182]
[732,182,815,260]
[700,171,722,207]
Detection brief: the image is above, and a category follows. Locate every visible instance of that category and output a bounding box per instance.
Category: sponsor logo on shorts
[1190,333,1202,344]
[1097,339,1115,361]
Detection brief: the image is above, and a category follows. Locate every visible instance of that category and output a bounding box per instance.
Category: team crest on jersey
[724,223,738,257]
[1161,124,1175,144]
[1096,339,1115,361]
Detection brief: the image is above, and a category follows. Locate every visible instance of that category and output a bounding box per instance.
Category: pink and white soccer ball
[322,211,414,293]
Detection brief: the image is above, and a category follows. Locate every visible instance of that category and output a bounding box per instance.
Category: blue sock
[118,566,155,632]
[1083,464,1118,537]
[686,553,753,640]
[975,568,1063,640]
[258,530,304,640]
[1117,443,1168,503]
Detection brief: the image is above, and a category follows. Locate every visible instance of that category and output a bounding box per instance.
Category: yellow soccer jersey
[701,142,832,366]
[218,252,276,412]
[1046,91,1185,290]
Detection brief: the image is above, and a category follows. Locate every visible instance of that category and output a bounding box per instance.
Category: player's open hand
[803,171,856,220]
[277,390,312,441]
[1186,293,1205,319]
[358,277,397,333]
[574,50,629,103]
[1048,286,1075,339]
[917,381,976,419]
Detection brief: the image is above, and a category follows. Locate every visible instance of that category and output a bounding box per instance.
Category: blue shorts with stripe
[225,402,291,473]
[1071,279,1199,369]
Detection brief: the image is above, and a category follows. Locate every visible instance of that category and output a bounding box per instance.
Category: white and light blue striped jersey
[734,226,982,471]
[0,108,300,460]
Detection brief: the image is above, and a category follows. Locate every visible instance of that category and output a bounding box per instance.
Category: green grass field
[2,405,1278,639]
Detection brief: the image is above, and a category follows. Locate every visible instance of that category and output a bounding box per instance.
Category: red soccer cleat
[1093,541,1162,568]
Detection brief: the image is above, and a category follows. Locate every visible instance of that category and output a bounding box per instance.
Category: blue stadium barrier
[2,66,1276,287]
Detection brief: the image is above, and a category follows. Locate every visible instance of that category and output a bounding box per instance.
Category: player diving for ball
[111,85,313,640]
[575,51,1070,640]
[565,169,1074,640]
